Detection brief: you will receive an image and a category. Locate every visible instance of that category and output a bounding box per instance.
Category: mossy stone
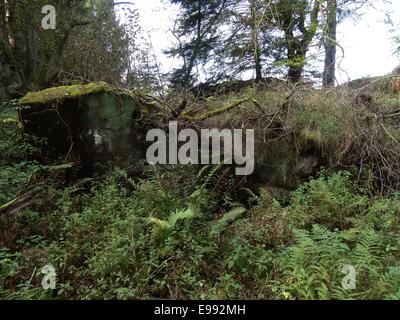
[19,83,146,177]
[18,82,113,105]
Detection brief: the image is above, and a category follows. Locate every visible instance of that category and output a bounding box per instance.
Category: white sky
[335,1,400,83]
[121,0,400,84]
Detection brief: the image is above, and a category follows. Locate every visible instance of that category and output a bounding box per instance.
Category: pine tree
[273,0,321,83]
[165,0,231,87]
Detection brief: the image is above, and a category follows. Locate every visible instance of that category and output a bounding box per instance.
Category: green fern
[146,208,195,236]
[354,231,382,274]
[167,208,195,227]
[218,207,246,225]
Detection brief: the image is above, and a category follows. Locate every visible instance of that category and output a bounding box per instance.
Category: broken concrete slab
[18,82,149,176]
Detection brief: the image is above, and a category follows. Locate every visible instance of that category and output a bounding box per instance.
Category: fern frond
[168,208,195,227]
[218,207,246,224]
[145,217,171,231]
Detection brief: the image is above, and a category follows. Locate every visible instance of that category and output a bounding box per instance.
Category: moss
[181,98,250,121]
[18,82,114,105]
[299,126,322,149]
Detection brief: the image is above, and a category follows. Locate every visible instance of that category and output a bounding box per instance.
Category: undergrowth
[2,88,400,300]
[1,165,400,300]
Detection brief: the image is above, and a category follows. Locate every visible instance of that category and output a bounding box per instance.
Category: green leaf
[218,207,246,224]
[168,208,195,227]
[145,217,171,231]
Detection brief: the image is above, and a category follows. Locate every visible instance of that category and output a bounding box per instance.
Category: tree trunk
[0,0,22,99]
[323,0,337,87]
[27,27,38,82]
[282,0,320,84]
[287,35,306,83]
[250,0,262,82]
[288,64,304,83]
[182,4,203,87]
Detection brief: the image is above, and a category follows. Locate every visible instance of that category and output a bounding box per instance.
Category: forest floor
[1,82,400,300]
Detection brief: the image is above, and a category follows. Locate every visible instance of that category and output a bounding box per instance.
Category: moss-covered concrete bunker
[19,82,147,175]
